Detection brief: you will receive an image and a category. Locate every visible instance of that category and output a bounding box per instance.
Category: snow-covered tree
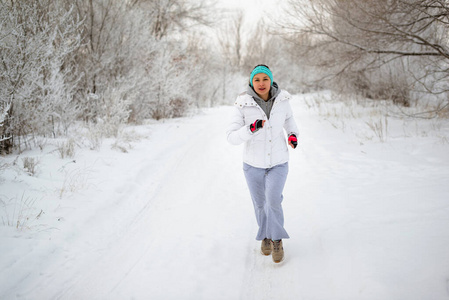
[0,1,83,152]
[0,0,219,151]
[280,0,449,106]
[72,0,215,124]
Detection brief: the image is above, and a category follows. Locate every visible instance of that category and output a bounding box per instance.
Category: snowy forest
[1,0,448,154]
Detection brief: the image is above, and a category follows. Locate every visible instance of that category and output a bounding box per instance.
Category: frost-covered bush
[22,157,39,176]
[145,41,196,120]
[330,59,412,106]
[97,87,132,138]
[0,1,82,152]
[57,138,76,159]
[0,103,12,154]
[0,0,222,153]
[279,0,449,107]
[72,0,213,123]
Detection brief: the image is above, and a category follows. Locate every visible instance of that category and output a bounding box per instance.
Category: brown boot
[271,239,284,263]
[261,238,272,256]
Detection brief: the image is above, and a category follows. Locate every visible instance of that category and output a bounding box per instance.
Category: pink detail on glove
[250,120,264,133]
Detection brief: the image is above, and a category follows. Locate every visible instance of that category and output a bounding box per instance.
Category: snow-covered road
[1,95,449,299]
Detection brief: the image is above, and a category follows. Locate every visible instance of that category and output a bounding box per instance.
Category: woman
[227,64,299,263]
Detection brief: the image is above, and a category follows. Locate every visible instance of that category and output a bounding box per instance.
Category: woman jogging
[227,64,299,263]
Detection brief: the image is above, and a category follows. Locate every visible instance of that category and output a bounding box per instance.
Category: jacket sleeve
[227,106,253,145]
[283,101,299,136]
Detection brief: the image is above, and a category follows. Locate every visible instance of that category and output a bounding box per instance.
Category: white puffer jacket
[227,89,299,168]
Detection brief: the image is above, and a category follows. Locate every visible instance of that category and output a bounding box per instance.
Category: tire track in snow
[36,107,253,299]
[54,119,219,299]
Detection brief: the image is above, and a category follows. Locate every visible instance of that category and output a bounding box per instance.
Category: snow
[1,92,449,300]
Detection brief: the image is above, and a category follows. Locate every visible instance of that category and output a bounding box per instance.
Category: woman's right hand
[250,119,265,133]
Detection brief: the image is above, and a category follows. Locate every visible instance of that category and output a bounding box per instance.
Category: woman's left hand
[288,134,298,149]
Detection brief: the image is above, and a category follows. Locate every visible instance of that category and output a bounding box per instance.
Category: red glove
[250,120,265,133]
[288,134,298,149]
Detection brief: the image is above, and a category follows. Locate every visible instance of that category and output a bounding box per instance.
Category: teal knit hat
[250,65,273,87]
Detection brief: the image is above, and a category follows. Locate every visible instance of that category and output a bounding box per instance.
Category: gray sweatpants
[243,162,290,241]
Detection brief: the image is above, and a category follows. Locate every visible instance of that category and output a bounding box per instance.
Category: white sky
[215,0,286,24]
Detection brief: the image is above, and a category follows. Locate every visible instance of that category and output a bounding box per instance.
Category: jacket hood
[234,83,291,108]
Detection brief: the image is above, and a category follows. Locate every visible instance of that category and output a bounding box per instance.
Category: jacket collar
[234,88,291,108]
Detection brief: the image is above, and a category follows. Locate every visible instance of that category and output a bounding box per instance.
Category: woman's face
[252,73,271,100]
